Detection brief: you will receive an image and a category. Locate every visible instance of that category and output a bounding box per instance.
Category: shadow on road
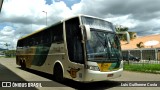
[63,80,120,90]
[0,64,38,90]
[21,67,120,90]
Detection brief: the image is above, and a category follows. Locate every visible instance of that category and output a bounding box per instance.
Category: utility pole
[42,11,47,26]
[0,0,3,13]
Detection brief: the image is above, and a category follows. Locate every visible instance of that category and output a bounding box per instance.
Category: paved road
[0,58,160,90]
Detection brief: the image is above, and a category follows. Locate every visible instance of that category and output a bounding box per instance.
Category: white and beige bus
[16,15,129,82]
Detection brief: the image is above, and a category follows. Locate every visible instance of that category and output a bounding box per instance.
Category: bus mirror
[116,31,130,44]
[84,25,91,40]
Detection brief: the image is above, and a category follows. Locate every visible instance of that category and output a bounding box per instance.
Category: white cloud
[0,26,15,49]
[1,0,160,49]
[0,0,74,49]
[71,0,160,36]
[0,26,15,36]
[1,0,74,25]
[105,15,139,29]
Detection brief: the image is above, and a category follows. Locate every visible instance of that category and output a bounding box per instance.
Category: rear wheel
[20,60,26,70]
[54,64,64,82]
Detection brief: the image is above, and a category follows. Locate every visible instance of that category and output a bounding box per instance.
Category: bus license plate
[107,74,113,77]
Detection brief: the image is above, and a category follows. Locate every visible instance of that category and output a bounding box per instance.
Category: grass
[124,64,160,74]
[0,56,5,58]
[0,56,15,58]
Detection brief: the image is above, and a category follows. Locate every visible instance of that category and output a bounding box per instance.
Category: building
[121,34,160,60]
[121,34,160,50]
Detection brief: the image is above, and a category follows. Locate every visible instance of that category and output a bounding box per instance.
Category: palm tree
[137,42,144,48]
[4,43,10,50]
[115,25,129,41]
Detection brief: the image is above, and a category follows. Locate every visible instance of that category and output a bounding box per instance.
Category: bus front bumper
[83,68,123,82]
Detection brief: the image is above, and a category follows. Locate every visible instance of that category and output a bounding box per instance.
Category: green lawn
[124,64,160,74]
[0,56,15,58]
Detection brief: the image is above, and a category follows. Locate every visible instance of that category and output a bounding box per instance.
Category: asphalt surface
[0,57,160,90]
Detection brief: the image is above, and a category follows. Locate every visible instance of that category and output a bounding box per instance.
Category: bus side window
[17,39,23,48]
[51,23,63,43]
[54,35,63,43]
[65,17,84,64]
[42,29,51,44]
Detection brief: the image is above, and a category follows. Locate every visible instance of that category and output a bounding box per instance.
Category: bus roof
[18,14,111,41]
[62,14,110,23]
[18,21,62,40]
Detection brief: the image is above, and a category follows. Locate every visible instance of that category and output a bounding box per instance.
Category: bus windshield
[81,16,122,62]
[86,29,122,62]
[81,16,115,32]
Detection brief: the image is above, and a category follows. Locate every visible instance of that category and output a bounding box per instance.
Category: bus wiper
[107,36,120,61]
[95,32,105,48]
[95,32,110,60]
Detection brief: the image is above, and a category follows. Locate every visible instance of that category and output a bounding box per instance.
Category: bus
[16,15,130,82]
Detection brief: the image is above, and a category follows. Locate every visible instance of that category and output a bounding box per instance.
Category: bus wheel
[54,64,63,82]
[20,60,26,70]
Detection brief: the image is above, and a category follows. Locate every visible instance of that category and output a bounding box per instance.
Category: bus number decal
[98,63,112,72]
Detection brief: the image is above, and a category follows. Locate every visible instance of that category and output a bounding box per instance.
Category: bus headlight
[87,65,100,71]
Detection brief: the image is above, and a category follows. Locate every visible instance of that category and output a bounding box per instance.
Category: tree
[115,25,137,41]
[4,50,16,57]
[129,32,137,40]
[137,42,144,48]
[115,25,129,41]
[116,25,129,32]
[4,43,10,50]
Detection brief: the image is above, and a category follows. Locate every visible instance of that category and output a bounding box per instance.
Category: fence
[122,48,160,61]
[123,60,160,65]
[122,48,160,65]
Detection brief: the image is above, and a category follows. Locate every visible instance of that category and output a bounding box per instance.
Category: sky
[0,0,160,49]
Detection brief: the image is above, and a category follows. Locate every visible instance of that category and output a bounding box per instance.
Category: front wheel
[53,65,64,82]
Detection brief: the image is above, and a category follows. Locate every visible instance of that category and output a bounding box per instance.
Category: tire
[20,60,26,70]
[54,64,63,82]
